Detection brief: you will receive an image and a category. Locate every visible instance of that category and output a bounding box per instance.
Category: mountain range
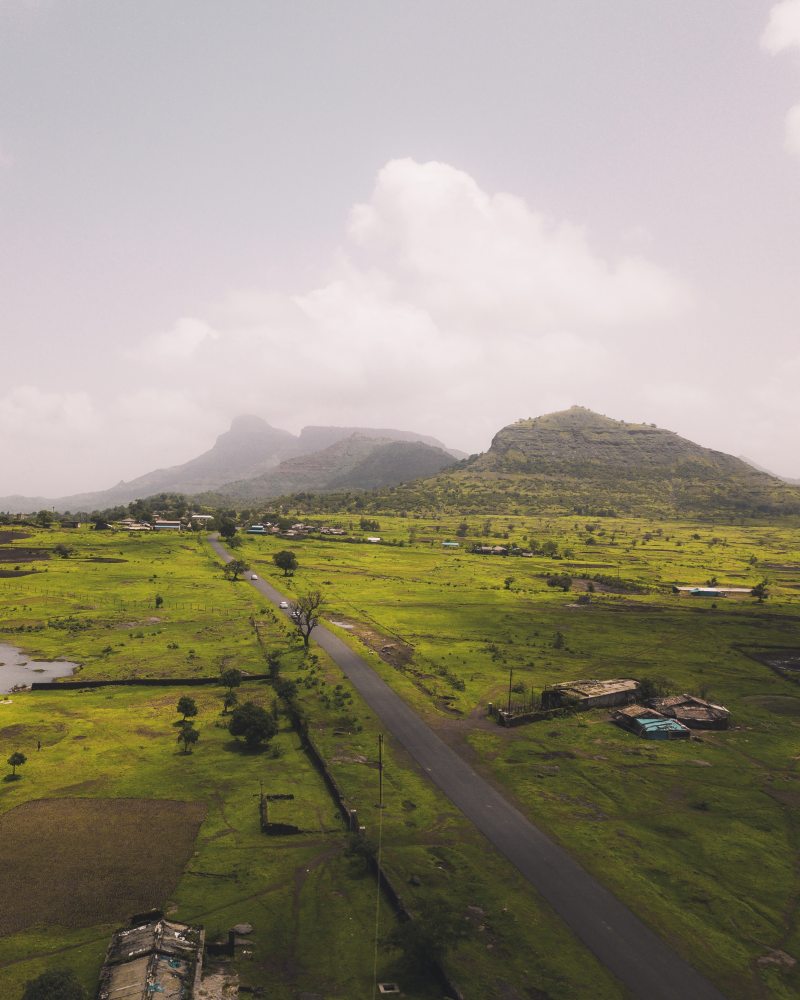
[0,417,461,514]
[3,407,799,520]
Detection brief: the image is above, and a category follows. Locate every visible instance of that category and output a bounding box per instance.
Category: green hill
[217,435,457,499]
[365,407,800,519]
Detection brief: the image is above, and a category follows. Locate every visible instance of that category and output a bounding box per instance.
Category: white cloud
[131,160,686,453]
[0,385,96,437]
[761,0,800,54]
[140,317,219,360]
[5,160,693,494]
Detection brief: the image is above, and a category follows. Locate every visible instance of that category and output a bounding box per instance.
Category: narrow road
[211,537,726,1000]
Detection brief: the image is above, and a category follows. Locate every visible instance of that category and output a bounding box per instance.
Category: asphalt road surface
[211,537,727,1000]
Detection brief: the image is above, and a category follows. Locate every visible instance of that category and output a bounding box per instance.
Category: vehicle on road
[279,601,289,608]
[251,573,259,580]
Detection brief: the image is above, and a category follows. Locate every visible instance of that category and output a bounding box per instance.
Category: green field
[0,527,622,1000]
[234,512,800,999]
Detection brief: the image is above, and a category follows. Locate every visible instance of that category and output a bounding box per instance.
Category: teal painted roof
[636,718,687,734]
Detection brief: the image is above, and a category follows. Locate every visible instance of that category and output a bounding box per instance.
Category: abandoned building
[612,704,691,740]
[541,678,640,711]
[646,694,731,730]
[96,917,204,1000]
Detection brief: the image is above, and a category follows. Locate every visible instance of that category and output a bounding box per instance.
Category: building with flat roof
[541,678,640,711]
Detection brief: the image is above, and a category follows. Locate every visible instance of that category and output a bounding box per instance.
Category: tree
[751,579,770,603]
[154,593,164,609]
[35,509,53,528]
[22,968,87,1000]
[384,897,469,971]
[177,723,199,754]
[223,559,250,581]
[53,543,73,558]
[273,550,298,576]
[218,516,238,540]
[228,701,277,749]
[222,690,238,715]
[546,573,572,592]
[176,696,198,722]
[7,751,26,778]
[220,667,242,693]
[289,591,324,648]
[227,534,243,549]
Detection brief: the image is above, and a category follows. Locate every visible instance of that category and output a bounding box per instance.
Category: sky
[2,0,800,497]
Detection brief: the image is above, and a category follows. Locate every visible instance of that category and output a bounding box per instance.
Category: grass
[235,511,800,999]
[0,526,623,1000]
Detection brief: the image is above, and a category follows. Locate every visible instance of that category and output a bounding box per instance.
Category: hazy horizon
[3,1,800,495]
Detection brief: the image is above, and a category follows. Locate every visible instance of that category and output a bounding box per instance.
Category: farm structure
[541,678,639,711]
[96,917,204,1000]
[647,694,731,730]
[152,520,182,531]
[613,704,691,740]
[672,586,752,597]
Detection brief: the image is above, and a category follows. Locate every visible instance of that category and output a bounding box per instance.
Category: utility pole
[377,733,384,808]
[507,666,514,715]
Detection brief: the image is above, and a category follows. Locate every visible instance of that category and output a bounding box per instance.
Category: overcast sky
[2,0,800,496]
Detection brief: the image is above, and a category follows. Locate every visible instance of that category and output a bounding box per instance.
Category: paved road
[211,537,726,1000]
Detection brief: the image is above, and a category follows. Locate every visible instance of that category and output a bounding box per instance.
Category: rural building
[613,705,691,740]
[190,513,214,523]
[367,536,381,543]
[153,520,182,531]
[442,541,460,548]
[647,694,731,730]
[541,678,640,711]
[97,917,204,1000]
[246,524,267,533]
[672,585,752,597]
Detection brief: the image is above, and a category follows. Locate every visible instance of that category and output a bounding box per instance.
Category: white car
[251,573,259,580]
[279,600,289,609]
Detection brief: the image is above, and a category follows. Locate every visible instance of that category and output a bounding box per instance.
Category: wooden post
[507,667,514,716]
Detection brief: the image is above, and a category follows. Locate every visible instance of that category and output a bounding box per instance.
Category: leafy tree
[223,559,250,581]
[290,591,324,648]
[53,543,73,558]
[35,509,53,528]
[218,516,238,540]
[177,723,199,754]
[273,550,298,576]
[546,573,572,592]
[7,751,26,778]
[176,696,198,722]
[227,534,243,549]
[222,690,238,715]
[455,522,470,537]
[553,631,566,649]
[751,579,770,603]
[228,701,277,749]
[22,968,87,1000]
[384,897,469,971]
[503,576,515,590]
[154,593,164,609]
[220,667,242,693]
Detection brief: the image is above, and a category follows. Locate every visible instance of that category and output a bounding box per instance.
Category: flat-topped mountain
[0,416,459,514]
[380,408,800,519]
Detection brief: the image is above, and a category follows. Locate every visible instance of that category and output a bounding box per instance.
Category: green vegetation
[0,525,620,1000]
[22,967,87,1000]
[236,508,800,999]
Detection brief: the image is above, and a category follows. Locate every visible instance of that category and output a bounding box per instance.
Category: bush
[23,968,87,1000]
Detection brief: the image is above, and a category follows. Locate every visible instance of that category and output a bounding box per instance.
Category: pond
[0,643,79,693]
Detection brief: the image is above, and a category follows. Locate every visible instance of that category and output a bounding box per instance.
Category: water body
[0,643,78,693]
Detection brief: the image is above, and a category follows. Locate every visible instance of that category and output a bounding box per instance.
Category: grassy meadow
[237,512,800,999]
[0,526,622,1000]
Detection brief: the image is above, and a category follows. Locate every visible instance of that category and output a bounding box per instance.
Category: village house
[646,694,731,730]
[541,678,640,711]
[96,917,204,1000]
[612,703,691,740]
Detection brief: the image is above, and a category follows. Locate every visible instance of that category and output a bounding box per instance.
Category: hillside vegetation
[356,408,800,520]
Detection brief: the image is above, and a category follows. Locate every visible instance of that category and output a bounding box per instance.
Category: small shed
[629,716,691,740]
[542,678,640,711]
[647,694,731,730]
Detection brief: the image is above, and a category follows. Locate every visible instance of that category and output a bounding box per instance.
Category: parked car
[251,573,259,580]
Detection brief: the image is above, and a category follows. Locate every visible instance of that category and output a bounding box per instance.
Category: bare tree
[290,591,324,648]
